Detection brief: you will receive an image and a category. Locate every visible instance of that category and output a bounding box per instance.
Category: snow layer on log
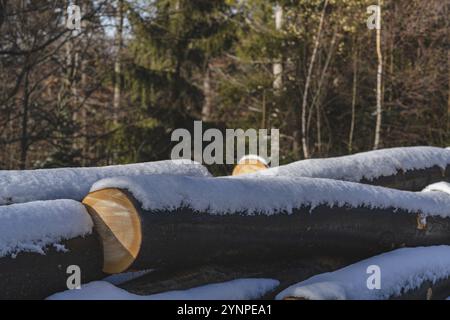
[0,200,93,258]
[238,154,269,166]
[276,246,450,300]
[423,182,450,196]
[47,278,280,300]
[247,146,450,181]
[91,175,450,218]
[0,160,210,205]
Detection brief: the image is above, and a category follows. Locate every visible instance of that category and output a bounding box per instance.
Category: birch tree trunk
[373,0,383,150]
[348,42,358,154]
[300,0,328,159]
[309,28,338,155]
[113,0,124,125]
[273,4,283,93]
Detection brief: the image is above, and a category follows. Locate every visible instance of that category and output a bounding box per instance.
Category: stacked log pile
[1,146,450,299]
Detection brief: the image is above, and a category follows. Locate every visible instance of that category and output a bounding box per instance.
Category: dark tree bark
[0,234,104,300]
[83,188,450,274]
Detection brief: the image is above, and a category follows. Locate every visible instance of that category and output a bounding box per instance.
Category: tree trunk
[19,69,29,170]
[80,58,88,165]
[447,49,450,135]
[301,0,328,159]
[273,4,283,93]
[73,2,89,165]
[0,0,6,30]
[309,28,338,156]
[201,64,212,121]
[373,0,383,150]
[348,42,358,154]
[261,89,267,128]
[113,0,124,125]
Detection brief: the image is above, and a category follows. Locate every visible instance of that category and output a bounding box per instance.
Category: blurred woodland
[0,0,448,174]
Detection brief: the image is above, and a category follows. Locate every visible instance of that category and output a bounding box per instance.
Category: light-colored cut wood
[83,188,142,274]
[232,158,268,176]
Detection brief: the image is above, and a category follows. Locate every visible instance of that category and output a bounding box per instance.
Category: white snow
[47,278,280,300]
[91,175,450,218]
[246,146,450,182]
[276,246,450,300]
[423,182,450,196]
[0,200,93,258]
[0,160,210,205]
[238,154,269,166]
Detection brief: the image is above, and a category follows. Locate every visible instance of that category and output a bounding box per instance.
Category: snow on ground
[47,278,280,300]
[0,160,210,205]
[91,174,450,218]
[103,270,153,286]
[276,246,450,300]
[246,146,450,182]
[0,200,93,258]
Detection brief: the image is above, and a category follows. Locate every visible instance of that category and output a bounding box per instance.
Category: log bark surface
[120,256,349,297]
[134,205,450,270]
[83,188,450,274]
[0,234,104,299]
[360,165,450,191]
[390,277,450,300]
[244,164,450,191]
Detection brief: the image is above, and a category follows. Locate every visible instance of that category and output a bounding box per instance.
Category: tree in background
[0,0,448,172]
[105,0,235,164]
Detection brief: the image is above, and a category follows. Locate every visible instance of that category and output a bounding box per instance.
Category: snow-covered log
[276,246,450,300]
[118,257,349,297]
[0,200,104,299]
[47,278,280,300]
[0,160,210,205]
[83,175,450,274]
[242,146,450,191]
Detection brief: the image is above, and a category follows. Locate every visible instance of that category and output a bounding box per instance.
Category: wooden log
[390,278,450,300]
[232,156,268,176]
[0,199,104,299]
[82,187,450,274]
[119,256,350,297]
[237,147,450,191]
[83,188,141,274]
[0,160,210,205]
[361,165,450,191]
[0,234,104,300]
[274,246,450,300]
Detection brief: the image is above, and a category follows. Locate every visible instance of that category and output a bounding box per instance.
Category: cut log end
[82,188,142,274]
[232,158,268,176]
